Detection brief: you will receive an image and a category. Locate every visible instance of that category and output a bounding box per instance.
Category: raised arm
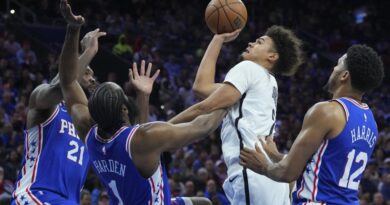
[128,60,160,124]
[192,30,241,99]
[58,0,93,140]
[27,26,104,130]
[131,109,227,177]
[78,28,106,77]
[240,102,345,182]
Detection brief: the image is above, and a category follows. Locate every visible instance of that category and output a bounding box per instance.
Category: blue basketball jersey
[86,125,171,205]
[12,103,90,204]
[293,97,378,205]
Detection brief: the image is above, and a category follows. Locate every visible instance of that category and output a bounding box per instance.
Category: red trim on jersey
[334,99,349,121]
[344,97,369,109]
[159,166,164,205]
[125,126,139,154]
[23,130,30,175]
[26,186,43,205]
[41,105,60,127]
[150,178,155,192]
[297,178,305,198]
[31,126,43,182]
[13,191,21,205]
[311,141,328,201]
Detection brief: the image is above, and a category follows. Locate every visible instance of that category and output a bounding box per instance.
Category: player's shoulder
[307,101,345,121]
[29,83,56,107]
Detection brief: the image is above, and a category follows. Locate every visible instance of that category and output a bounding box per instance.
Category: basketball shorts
[12,190,79,205]
[223,168,290,205]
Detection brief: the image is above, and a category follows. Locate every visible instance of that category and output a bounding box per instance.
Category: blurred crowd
[1,0,390,204]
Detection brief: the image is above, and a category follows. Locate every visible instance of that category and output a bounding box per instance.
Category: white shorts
[223,168,290,205]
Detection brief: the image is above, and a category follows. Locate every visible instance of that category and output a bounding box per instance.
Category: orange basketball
[205,0,248,34]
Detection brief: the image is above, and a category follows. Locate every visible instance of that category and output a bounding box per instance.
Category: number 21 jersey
[13,103,89,204]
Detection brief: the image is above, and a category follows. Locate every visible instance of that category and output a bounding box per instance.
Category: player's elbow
[192,84,209,99]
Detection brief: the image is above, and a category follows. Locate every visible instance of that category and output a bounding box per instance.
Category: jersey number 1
[338,149,368,190]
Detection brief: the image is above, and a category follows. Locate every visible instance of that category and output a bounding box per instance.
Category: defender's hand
[240,143,270,175]
[129,60,160,95]
[80,28,106,52]
[60,0,84,26]
[260,136,284,162]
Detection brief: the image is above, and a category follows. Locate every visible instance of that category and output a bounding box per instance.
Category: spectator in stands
[16,41,37,65]
[112,34,133,59]
[0,166,13,204]
[81,189,92,205]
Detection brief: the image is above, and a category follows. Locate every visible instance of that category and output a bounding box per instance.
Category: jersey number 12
[338,149,367,190]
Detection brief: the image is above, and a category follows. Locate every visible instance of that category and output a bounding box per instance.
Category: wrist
[213,35,225,44]
[83,47,98,55]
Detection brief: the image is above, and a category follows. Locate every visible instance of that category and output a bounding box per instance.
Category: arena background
[0,0,389,204]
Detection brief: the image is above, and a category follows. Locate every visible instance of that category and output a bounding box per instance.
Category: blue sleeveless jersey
[293,97,378,205]
[86,125,171,205]
[12,103,90,204]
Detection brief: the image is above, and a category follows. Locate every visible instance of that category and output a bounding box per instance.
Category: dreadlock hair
[265,25,304,76]
[88,82,129,136]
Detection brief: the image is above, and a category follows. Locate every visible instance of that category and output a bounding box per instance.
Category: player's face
[241,36,277,64]
[78,67,97,94]
[325,54,347,93]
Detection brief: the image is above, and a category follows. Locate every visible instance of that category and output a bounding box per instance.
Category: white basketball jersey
[221,60,278,177]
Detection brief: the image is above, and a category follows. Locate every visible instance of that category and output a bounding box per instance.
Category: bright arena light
[10,9,15,14]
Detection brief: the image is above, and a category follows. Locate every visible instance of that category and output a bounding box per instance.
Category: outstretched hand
[215,29,242,43]
[60,0,84,26]
[80,28,107,53]
[129,60,160,95]
[240,143,270,175]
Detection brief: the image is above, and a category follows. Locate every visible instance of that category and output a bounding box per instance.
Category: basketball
[205,0,248,34]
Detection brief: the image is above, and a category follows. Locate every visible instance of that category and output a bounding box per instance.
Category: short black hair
[88,82,132,135]
[345,45,384,92]
[265,25,304,76]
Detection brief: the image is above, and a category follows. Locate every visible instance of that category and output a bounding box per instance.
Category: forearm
[135,92,150,124]
[168,109,226,150]
[168,103,205,124]
[193,36,224,97]
[269,151,285,163]
[59,25,81,86]
[266,161,295,182]
[78,48,96,76]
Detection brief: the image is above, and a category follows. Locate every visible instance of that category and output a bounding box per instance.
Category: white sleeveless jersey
[221,60,278,177]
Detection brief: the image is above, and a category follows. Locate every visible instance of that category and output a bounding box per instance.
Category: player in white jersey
[169,26,304,205]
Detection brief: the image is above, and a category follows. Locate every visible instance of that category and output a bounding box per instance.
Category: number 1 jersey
[86,125,170,205]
